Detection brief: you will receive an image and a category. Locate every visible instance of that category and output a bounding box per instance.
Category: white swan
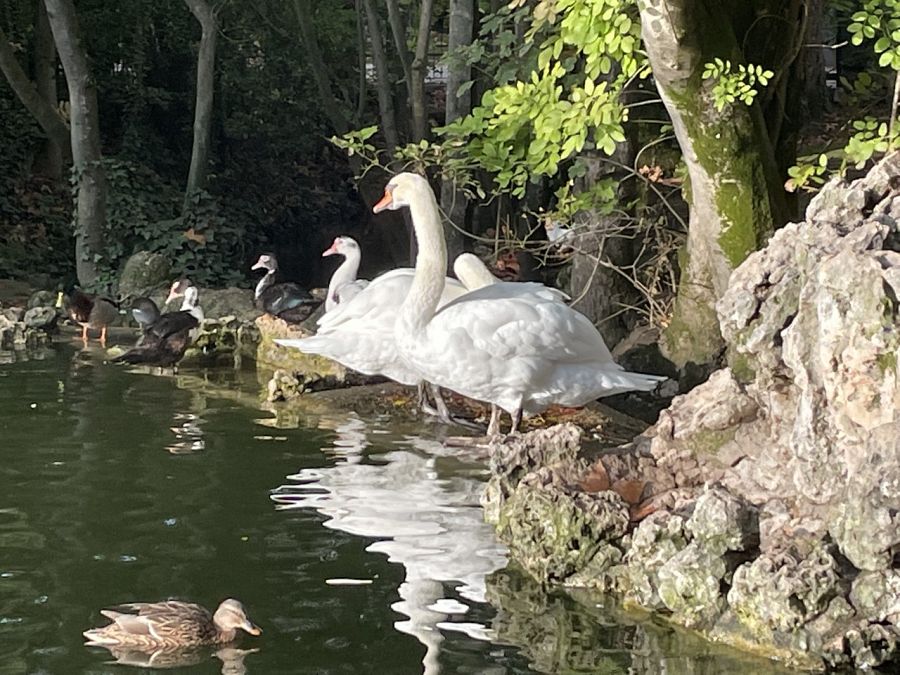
[323,236,369,312]
[373,172,664,433]
[277,265,474,421]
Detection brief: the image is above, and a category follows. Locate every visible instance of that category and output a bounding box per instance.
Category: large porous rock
[23,306,57,330]
[178,316,259,367]
[483,425,629,587]
[26,290,57,309]
[196,287,261,323]
[0,310,53,350]
[118,251,171,299]
[727,539,841,638]
[483,154,900,671]
[254,310,386,396]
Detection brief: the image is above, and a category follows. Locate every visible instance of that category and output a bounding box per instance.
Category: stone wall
[483,153,900,670]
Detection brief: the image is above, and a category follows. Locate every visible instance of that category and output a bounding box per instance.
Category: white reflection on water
[165,411,206,454]
[270,414,508,674]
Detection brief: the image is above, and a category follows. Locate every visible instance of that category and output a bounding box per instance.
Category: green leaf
[456,80,475,98]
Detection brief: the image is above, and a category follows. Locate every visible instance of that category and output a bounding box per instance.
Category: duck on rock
[112,279,203,367]
[56,287,119,345]
[83,598,261,649]
[251,253,319,323]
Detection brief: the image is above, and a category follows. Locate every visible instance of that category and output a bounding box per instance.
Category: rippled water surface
[0,343,789,674]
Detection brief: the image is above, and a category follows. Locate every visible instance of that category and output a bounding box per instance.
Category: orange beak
[322,243,338,257]
[372,189,393,213]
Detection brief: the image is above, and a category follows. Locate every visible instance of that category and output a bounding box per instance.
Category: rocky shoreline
[481,154,900,671]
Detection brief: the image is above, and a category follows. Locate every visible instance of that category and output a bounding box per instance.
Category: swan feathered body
[276,268,468,385]
[374,173,664,421]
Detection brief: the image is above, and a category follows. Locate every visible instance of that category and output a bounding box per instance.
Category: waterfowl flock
[280,172,664,434]
[74,172,663,661]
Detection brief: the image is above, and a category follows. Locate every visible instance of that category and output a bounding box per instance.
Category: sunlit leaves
[848,0,900,70]
[702,59,774,111]
[439,0,643,199]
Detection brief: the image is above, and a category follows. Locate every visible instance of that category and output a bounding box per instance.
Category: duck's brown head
[213,599,261,638]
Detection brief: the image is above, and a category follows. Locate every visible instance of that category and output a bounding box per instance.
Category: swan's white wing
[275,335,421,385]
[334,279,369,306]
[400,292,660,413]
[435,286,610,361]
[280,271,467,385]
[439,281,568,313]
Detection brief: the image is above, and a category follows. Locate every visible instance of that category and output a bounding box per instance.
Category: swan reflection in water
[270,414,508,674]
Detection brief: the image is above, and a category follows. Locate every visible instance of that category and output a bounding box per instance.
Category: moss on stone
[727,348,757,383]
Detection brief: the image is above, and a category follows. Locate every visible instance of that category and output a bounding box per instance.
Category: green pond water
[0,342,792,675]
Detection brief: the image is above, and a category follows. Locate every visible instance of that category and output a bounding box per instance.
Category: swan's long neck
[325,248,361,309]
[401,183,447,334]
[255,270,275,299]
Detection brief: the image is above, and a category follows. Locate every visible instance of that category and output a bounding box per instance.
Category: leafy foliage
[848,0,900,69]
[440,0,643,198]
[787,1,900,192]
[701,59,774,111]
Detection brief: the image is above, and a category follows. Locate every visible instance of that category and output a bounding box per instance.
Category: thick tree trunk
[34,0,64,179]
[639,0,788,368]
[0,24,71,166]
[362,0,399,149]
[43,0,106,287]
[439,0,474,263]
[183,0,217,210]
[409,0,434,142]
[293,0,350,135]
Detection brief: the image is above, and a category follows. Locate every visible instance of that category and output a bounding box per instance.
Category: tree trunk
[292,0,350,135]
[34,0,64,179]
[384,0,414,101]
[439,0,474,263]
[43,0,106,288]
[0,24,71,165]
[409,0,434,142]
[568,151,639,349]
[362,0,399,149]
[353,0,367,122]
[639,0,788,368]
[183,0,217,210]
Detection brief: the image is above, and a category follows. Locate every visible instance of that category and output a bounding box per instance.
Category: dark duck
[56,287,119,345]
[251,253,319,323]
[112,279,203,367]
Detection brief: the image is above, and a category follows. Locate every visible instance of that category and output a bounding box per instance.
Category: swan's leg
[487,404,502,437]
[100,326,108,346]
[431,384,454,422]
[417,382,439,417]
[80,324,88,342]
[510,407,523,434]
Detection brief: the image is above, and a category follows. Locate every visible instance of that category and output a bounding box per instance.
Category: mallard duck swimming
[83,598,261,649]
[56,288,119,345]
